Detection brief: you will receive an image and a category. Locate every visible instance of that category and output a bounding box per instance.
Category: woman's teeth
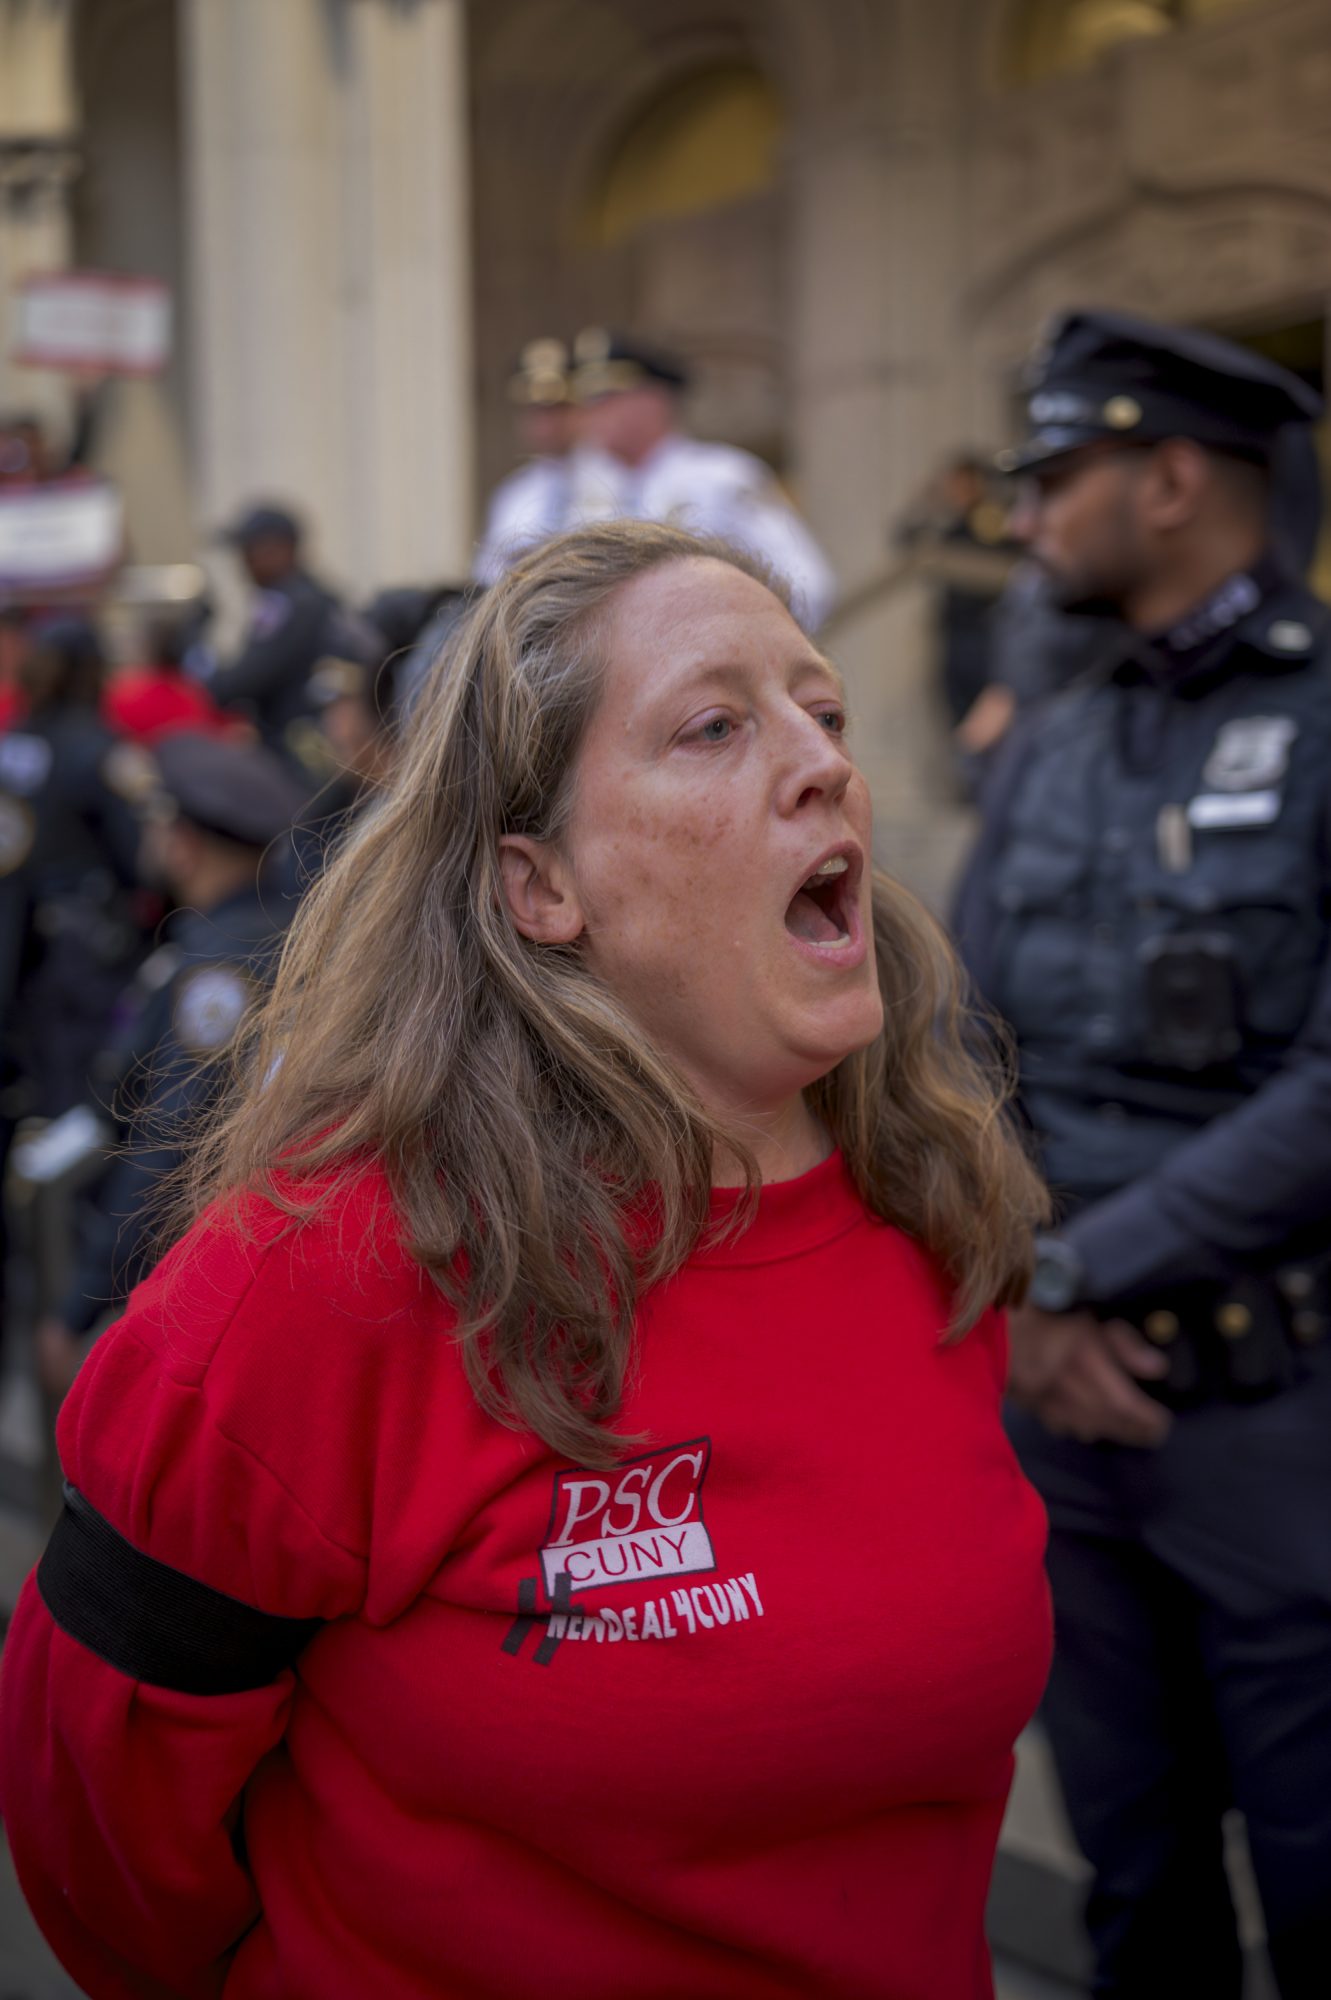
[786,855,852,946]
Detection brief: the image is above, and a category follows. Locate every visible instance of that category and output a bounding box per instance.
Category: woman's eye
[692,716,733,743]
[815,708,847,735]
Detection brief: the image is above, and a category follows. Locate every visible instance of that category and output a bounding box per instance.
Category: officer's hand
[954,683,1017,757]
[1007,1306,1173,1449]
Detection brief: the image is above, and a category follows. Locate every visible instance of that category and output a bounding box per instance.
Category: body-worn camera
[1139,931,1242,1071]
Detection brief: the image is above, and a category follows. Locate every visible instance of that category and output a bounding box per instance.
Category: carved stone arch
[471,0,884,138]
[469,0,816,262]
[554,37,773,254]
[969,181,1331,440]
[977,0,1179,96]
[469,0,839,486]
[972,0,1039,96]
[758,0,894,128]
[973,179,1331,322]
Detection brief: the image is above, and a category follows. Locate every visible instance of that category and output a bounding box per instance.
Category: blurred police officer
[957,411,1324,769]
[956,309,1331,1998]
[473,340,580,585]
[566,328,837,632]
[199,503,358,763]
[36,731,304,1393]
[266,580,474,908]
[359,579,478,725]
[0,617,144,1371]
[0,618,146,1122]
[894,451,1016,726]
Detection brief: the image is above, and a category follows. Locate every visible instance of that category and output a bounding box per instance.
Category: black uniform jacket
[207,570,343,747]
[955,572,1331,1311]
[59,885,287,1335]
[0,710,145,1112]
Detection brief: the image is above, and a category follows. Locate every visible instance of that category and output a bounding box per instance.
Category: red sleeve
[0,1178,411,1999]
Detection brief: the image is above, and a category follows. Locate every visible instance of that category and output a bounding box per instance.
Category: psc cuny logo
[539,1437,716,1597]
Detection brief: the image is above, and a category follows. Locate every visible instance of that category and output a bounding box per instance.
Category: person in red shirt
[102,610,235,745]
[0,605,30,730]
[0,520,1053,1999]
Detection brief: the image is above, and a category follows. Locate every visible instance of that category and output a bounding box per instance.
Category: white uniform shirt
[472,457,575,586]
[568,435,837,632]
[477,434,838,633]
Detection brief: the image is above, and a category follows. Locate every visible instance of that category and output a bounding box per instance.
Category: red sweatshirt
[0,1152,1050,1999]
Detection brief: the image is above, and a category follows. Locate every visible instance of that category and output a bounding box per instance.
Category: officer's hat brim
[995,430,1111,477]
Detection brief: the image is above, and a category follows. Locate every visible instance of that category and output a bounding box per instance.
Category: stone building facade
[1,0,1329,902]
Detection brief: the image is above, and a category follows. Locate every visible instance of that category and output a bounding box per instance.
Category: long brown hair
[178,522,1046,1465]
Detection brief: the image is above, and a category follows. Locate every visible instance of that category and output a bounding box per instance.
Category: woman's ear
[498,835,585,943]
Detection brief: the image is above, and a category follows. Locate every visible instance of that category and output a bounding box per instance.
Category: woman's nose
[782,712,852,813]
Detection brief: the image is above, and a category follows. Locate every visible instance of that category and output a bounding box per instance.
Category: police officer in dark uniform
[0,621,147,1376]
[198,503,364,767]
[894,452,1016,727]
[263,580,472,908]
[0,618,146,1120]
[956,310,1331,1998]
[35,731,304,1393]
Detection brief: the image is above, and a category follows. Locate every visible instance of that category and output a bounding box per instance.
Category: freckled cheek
[575,830,694,950]
[581,793,737,905]
[581,840,756,979]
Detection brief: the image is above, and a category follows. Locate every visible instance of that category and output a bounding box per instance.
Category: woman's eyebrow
[803,653,847,699]
[667,654,845,697]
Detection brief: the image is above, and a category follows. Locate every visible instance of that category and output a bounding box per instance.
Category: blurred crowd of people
[0,324,837,1402]
[0,526,452,1402]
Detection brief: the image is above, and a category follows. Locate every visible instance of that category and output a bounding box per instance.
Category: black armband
[37,1482,323,1695]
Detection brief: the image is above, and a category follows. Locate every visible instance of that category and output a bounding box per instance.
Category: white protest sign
[0,478,124,594]
[13,272,172,376]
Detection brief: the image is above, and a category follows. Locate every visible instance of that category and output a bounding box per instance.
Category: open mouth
[784,851,857,949]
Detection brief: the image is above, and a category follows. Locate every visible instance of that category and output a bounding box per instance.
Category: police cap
[571,327,690,401]
[216,501,303,548]
[1000,309,1323,476]
[508,338,571,407]
[150,731,306,847]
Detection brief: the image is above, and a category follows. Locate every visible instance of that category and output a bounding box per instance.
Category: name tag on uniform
[1187,789,1281,830]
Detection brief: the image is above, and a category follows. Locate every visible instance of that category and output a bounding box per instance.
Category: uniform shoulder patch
[172,964,254,1055]
[0,794,35,876]
[250,589,294,639]
[0,731,53,796]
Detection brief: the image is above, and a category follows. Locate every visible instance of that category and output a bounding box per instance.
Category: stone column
[335,0,474,586]
[0,0,80,440]
[180,0,473,592]
[786,0,973,910]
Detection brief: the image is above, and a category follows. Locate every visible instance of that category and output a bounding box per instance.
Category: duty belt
[1121,1266,1329,1407]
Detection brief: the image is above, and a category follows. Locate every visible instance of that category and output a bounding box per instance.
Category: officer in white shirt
[566,328,837,633]
[473,340,581,586]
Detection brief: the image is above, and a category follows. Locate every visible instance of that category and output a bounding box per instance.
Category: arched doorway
[576,61,787,464]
